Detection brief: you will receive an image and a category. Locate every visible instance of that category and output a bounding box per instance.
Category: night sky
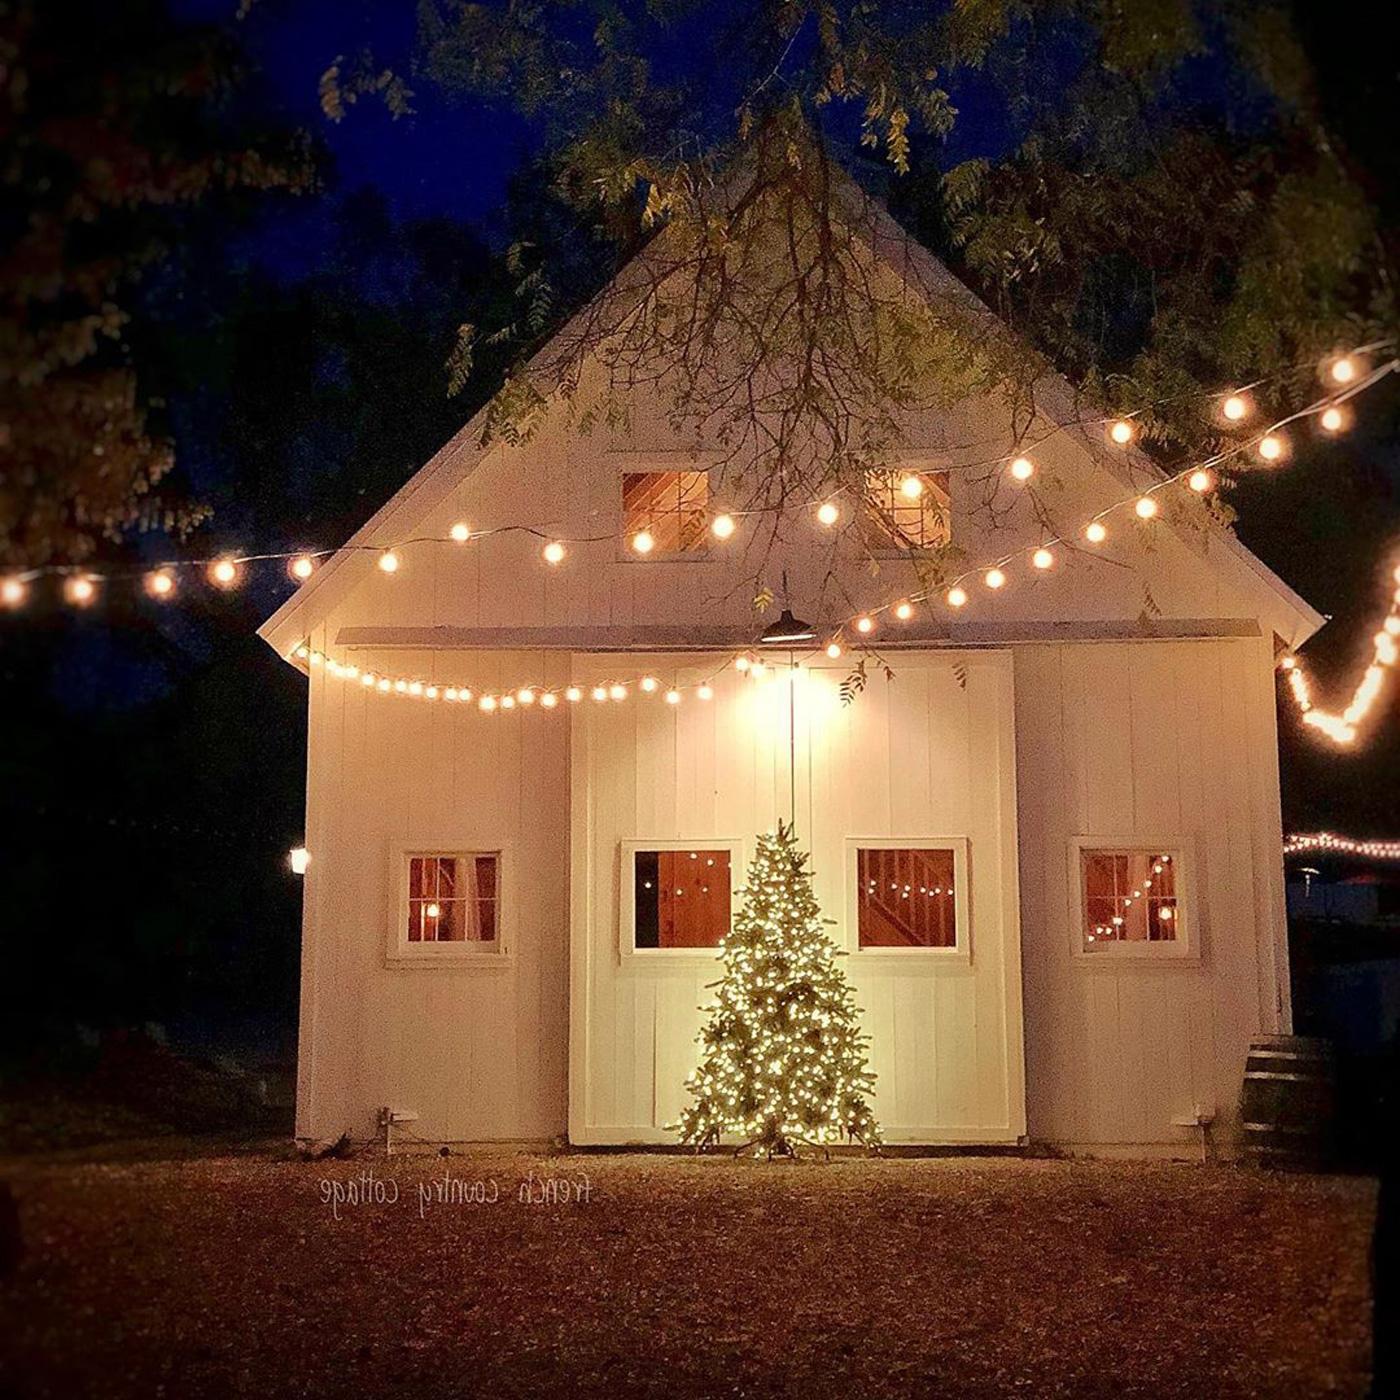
[4,0,1398,1055]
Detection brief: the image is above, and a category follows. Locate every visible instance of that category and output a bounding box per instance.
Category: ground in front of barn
[0,1147,1376,1398]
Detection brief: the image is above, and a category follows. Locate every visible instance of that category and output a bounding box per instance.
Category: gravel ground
[0,1147,1377,1399]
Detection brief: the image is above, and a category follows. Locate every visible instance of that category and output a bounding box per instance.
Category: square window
[1080,848,1179,950]
[856,846,960,948]
[864,468,952,550]
[630,847,732,949]
[621,470,709,554]
[405,853,500,946]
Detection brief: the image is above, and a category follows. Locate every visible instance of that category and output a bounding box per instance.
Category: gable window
[1077,846,1183,953]
[619,840,740,956]
[865,468,952,550]
[847,838,970,959]
[401,852,501,953]
[621,470,709,554]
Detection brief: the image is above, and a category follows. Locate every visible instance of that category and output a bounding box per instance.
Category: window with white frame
[621,841,738,953]
[403,852,501,948]
[864,468,952,550]
[621,470,709,553]
[1079,847,1180,951]
[851,840,968,953]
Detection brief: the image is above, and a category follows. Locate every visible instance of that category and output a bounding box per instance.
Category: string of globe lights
[281,349,1400,736]
[1284,832,1400,862]
[4,347,1397,741]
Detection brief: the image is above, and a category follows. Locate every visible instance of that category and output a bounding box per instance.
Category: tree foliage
[0,0,312,568]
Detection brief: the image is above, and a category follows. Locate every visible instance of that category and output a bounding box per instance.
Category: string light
[543,541,566,565]
[641,676,659,693]
[1009,456,1035,482]
[289,846,311,875]
[541,691,558,708]
[665,688,682,704]
[1032,547,1054,570]
[210,557,240,588]
[289,555,316,581]
[1285,831,1400,861]
[1257,433,1285,462]
[65,575,97,607]
[1222,393,1251,423]
[1188,469,1214,493]
[947,586,968,608]
[735,656,750,673]
[1329,356,1357,385]
[711,513,736,540]
[1109,419,1135,445]
[856,616,874,634]
[1,577,26,609]
[376,550,399,574]
[609,683,627,701]
[1085,521,1107,544]
[631,529,655,555]
[894,601,914,621]
[450,522,471,543]
[1319,406,1349,434]
[816,501,839,527]
[825,641,842,659]
[984,568,1006,590]
[899,475,924,500]
[591,685,608,702]
[1134,496,1159,520]
[565,686,582,703]
[697,684,714,700]
[144,569,176,599]
[517,687,535,705]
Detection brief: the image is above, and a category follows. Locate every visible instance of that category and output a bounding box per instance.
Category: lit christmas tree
[679,823,882,1156]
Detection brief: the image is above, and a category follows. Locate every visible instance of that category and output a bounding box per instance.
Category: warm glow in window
[857,847,957,948]
[865,469,952,549]
[1082,850,1178,948]
[407,854,499,944]
[622,471,709,553]
[633,849,731,948]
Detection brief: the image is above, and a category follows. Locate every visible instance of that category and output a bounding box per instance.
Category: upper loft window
[621,471,709,554]
[856,845,959,948]
[406,853,499,946]
[865,468,952,550]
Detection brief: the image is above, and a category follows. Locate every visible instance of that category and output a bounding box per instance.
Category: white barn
[259,190,1322,1157]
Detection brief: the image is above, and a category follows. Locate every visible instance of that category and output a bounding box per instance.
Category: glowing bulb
[899,475,924,500]
[517,688,535,705]
[984,568,1006,590]
[479,695,497,712]
[374,550,400,576]
[1257,434,1284,462]
[426,903,440,919]
[895,601,914,621]
[500,695,515,710]
[289,847,311,875]
[2,576,27,608]
[540,691,558,708]
[377,678,391,692]
[543,541,565,565]
[1319,406,1347,434]
[947,586,968,608]
[856,616,874,634]
[825,642,842,659]
[665,689,681,705]
[210,557,239,588]
[1032,547,1054,570]
[1109,419,1134,445]
[735,656,750,673]
[145,569,176,599]
[816,501,839,527]
[65,575,98,606]
[711,513,736,540]
[592,686,608,702]
[697,684,714,700]
[609,683,627,701]
[631,529,655,556]
[424,685,437,699]
[1330,356,1357,385]
[1084,520,1107,544]
[565,686,582,703]
[1188,469,1213,493]
[1135,496,1158,519]
[449,522,471,543]
[1222,393,1250,422]
[641,676,658,693]
[1010,456,1035,482]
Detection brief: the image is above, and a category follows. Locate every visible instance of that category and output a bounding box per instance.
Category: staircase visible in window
[621,470,709,554]
[864,468,952,550]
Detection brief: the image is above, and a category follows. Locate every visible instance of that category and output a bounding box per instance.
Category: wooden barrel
[1240,1035,1336,1170]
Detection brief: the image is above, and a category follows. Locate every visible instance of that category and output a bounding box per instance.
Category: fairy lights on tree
[678,823,882,1158]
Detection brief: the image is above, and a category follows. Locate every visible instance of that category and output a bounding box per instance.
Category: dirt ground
[0,1146,1377,1399]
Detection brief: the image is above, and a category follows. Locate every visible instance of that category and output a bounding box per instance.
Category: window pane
[864,469,952,549]
[404,853,500,947]
[622,471,710,553]
[1081,849,1178,949]
[857,848,958,948]
[633,849,731,948]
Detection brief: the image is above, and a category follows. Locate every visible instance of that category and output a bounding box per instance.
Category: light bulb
[65,575,98,606]
[450,522,471,543]
[591,686,608,702]
[1085,520,1107,544]
[543,541,566,565]
[856,616,874,634]
[697,684,714,700]
[899,475,924,500]
[210,557,240,588]
[426,903,440,919]
[816,501,839,527]
[1032,547,1054,570]
[609,683,626,701]
[540,691,558,708]
[984,568,1006,590]
[517,688,535,705]
[479,695,497,712]
[1135,496,1158,519]
[565,686,582,703]
[631,529,655,555]
[641,676,658,693]
[145,569,176,599]
[825,641,842,659]
[1109,419,1134,445]
[665,689,682,705]
[895,601,913,621]
[735,656,750,673]
[1257,434,1284,462]
[500,694,515,709]
[1188,469,1213,493]
[1319,406,1348,434]
[289,555,315,581]
[711,514,736,540]
[1330,356,1357,385]
[1010,456,1035,482]
[947,586,968,608]
[1,576,27,608]
[1222,393,1250,422]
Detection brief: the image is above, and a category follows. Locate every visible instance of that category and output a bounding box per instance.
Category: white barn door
[568,649,1025,1146]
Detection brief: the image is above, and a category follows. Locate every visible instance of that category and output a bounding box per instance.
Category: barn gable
[257,177,1323,664]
